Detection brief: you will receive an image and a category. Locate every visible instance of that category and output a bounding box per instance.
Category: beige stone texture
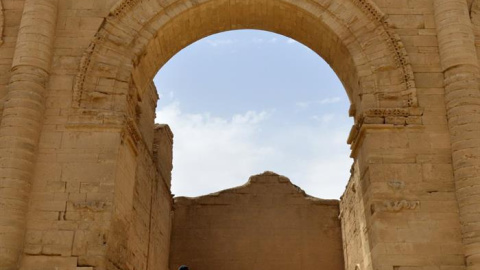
[169,172,344,270]
[0,0,478,270]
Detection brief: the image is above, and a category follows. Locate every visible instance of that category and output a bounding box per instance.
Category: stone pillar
[0,1,58,269]
[434,0,480,269]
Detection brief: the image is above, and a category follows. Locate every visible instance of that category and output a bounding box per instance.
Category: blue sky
[154,30,353,199]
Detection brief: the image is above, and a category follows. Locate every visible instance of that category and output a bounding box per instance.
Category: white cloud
[296,97,343,109]
[155,102,352,199]
[286,38,297,44]
[204,37,280,48]
[251,37,277,44]
[232,110,270,124]
[156,103,277,196]
[205,39,236,47]
[319,97,342,104]
[312,113,335,124]
[295,101,310,109]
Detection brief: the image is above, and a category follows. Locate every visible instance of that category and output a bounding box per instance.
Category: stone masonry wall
[340,162,372,270]
[169,172,344,270]
[17,79,173,270]
[0,0,479,270]
[0,0,24,120]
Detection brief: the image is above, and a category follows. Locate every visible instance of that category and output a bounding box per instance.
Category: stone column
[0,0,58,269]
[434,0,480,269]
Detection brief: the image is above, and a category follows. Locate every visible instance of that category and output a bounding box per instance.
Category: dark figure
[179,266,189,270]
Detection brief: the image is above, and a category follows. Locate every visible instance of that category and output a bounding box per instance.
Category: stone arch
[72,0,418,133]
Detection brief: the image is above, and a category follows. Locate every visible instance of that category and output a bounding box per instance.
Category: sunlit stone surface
[0,0,479,270]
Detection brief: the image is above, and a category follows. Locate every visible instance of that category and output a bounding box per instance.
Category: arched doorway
[154,30,353,199]
[5,1,466,270]
[68,1,424,269]
[154,30,351,269]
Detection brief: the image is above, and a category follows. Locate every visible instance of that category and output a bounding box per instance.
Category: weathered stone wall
[106,84,172,270]
[342,1,466,269]
[340,162,372,270]
[0,0,479,270]
[0,0,25,120]
[169,172,344,270]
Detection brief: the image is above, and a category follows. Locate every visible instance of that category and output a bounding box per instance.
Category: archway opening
[153,29,351,270]
[71,1,416,269]
[154,30,353,199]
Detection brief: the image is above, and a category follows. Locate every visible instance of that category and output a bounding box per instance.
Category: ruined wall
[341,1,466,269]
[106,84,173,270]
[17,79,174,270]
[340,162,372,270]
[169,172,344,270]
[1,0,479,270]
[148,124,174,270]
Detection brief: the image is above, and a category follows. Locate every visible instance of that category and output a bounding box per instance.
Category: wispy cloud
[204,37,280,47]
[286,38,298,44]
[295,97,343,109]
[155,103,277,196]
[155,102,352,199]
[295,101,310,109]
[251,37,279,44]
[205,39,236,47]
[312,113,335,124]
[319,97,342,104]
[157,90,175,101]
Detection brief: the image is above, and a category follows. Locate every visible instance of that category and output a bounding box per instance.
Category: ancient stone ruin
[170,172,344,270]
[1,0,480,270]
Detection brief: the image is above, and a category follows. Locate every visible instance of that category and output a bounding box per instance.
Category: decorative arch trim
[72,0,419,137]
[104,0,414,92]
[352,0,414,91]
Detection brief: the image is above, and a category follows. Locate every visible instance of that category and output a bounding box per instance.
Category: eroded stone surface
[0,0,477,270]
[170,172,344,270]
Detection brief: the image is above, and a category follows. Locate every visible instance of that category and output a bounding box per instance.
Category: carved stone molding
[73,201,107,212]
[347,108,424,159]
[347,107,424,147]
[388,180,405,191]
[125,117,141,143]
[352,0,416,96]
[73,0,418,113]
[109,0,141,19]
[73,31,107,107]
[371,200,420,214]
[105,0,417,98]
[364,108,411,117]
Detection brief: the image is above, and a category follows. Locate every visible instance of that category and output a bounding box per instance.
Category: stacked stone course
[170,172,344,270]
[0,0,479,270]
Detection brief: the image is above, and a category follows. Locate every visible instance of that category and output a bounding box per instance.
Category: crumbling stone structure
[1,0,480,270]
[170,172,344,270]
